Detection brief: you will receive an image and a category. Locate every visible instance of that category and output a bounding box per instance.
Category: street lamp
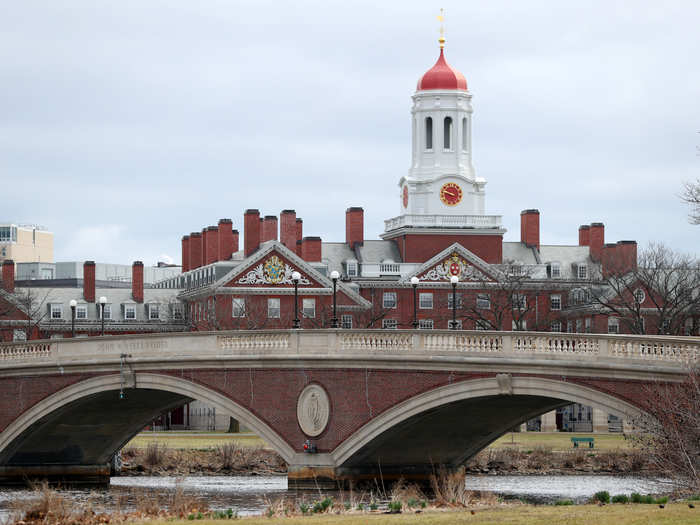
[410,276,419,329]
[291,271,301,329]
[69,299,77,338]
[450,275,459,330]
[99,296,107,336]
[330,270,340,328]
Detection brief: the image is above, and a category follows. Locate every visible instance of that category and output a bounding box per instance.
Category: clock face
[440,182,463,206]
[402,186,408,208]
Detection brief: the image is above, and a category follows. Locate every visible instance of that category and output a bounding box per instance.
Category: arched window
[462,118,467,151]
[444,117,453,149]
[425,117,433,150]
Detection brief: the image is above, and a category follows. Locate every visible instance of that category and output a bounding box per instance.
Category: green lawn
[488,432,630,451]
[125,432,269,450]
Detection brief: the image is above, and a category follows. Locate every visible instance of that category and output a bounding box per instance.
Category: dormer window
[346,260,358,277]
[577,264,587,280]
[76,305,88,319]
[147,303,161,320]
[546,262,561,279]
[49,303,63,319]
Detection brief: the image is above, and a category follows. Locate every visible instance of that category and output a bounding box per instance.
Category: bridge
[0,330,698,486]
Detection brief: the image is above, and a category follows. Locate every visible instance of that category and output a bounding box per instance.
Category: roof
[417,48,467,91]
[355,240,402,264]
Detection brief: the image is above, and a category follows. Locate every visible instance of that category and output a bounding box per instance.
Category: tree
[589,243,700,335]
[11,286,52,340]
[681,178,700,225]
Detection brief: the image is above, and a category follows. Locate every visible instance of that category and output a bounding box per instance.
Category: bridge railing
[0,330,698,368]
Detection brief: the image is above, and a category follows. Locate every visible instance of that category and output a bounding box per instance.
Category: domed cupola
[417,48,468,91]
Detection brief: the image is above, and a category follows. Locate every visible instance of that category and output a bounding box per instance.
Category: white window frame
[418,319,434,330]
[171,303,184,320]
[512,319,527,331]
[419,292,433,309]
[512,294,527,310]
[382,292,397,309]
[476,294,490,309]
[267,298,280,319]
[148,303,161,320]
[585,317,591,333]
[633,288,645,304]
[575,319,583,333]
[608,317,619,334]
[50,303,63,319]
[577,264,588,280]
[382,319,398,329]
[448,293,462,310]
[551,262,561,278]
[476,320,491,330]
[550,320,562,332]
[550,294,561,311]
[302,298,316,318]
[124,304,136,320]
[346,260,358,277]
[13,329,26,341]
[567,320,573,333]
[232,298,246,318]
[341,314,353,329]
[101,304,112,320]
[75,305,88,319]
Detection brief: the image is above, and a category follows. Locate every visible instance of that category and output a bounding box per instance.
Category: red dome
[417,49,467,91]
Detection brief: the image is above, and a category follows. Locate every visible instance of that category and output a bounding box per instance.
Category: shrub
[217,442,237,470]
[369,501,378,511]
[593,491,610,504]
[144,441,167,467]
[555,499,574,506]
[630,492,642,503]
[387,501,402,513]
[612,494,629,504]
[299,503,309,514]
[312,497,333,513]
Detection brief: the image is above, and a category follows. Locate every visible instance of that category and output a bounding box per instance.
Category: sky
[3,1,699,266]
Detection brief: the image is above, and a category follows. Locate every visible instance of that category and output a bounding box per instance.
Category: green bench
[571,437,595,448]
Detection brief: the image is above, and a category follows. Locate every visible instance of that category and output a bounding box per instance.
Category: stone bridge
[0,330,697,486]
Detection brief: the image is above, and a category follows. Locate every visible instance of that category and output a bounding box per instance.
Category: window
[418,319,434,329]
[443,116,453,149]
[302,298,316,318]
[577,264,588,280]
[171,304,184,320]
[448,319,462,329]
[124,305,136,320]
[50,304,62,319]
[100,304,112,320]
[547,262,561,278]
[13,329,26,341]
[419,292,433,309]
[633,288,645,304]
[50,334,63,339]
[425,117,433,149]
[346,260,358,277]
[341,315,353,329]
[476,294,490,309]
[0,226,17,242]
[476,320,491,330]
[608,317,619,334]
[76,305,88,319]
[567,321,573,333]
[148,303,160,320]
[550,294,561,311]
[551,320,562,332]
[575,319,582,333]
[382,319,398,329]
[461,117,467,151]
[267,298,280,318]
[512,319,527,331]
[383,292,397,309]
[584,317,591,333]
[512,294,527,310]
[232,298,246,317]
[448,293,462,309]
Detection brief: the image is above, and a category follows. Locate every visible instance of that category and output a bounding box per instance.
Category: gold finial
[437,8,445,49]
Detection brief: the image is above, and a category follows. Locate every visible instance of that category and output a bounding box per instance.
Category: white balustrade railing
[340,332,413,352]
[384,214,503,231]
[0,342,52,360]
[218,334,289,350]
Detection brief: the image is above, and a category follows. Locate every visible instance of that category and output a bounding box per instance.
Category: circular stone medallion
[297,384,330,437]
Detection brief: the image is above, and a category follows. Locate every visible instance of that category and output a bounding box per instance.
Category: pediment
[404,243,500,283]
[225,252,322,288]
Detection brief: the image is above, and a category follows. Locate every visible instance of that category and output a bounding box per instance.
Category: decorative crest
[419,252,488,282]
[237,255,311,285]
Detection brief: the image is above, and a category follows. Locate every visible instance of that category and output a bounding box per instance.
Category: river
[0,474,673,521]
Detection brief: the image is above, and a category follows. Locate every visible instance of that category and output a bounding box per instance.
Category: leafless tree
[12,286,52,340]
[681,178,700,225]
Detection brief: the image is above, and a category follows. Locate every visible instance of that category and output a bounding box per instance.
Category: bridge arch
[331,376,644,473]
[0,373,296,467]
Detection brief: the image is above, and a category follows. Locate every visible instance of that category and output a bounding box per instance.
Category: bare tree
[12,286,52,340]
[681,178,700,225]
[590,243,700,335]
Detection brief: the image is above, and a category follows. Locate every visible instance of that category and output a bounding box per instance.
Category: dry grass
[144,441,168,466]
[126,432,268,450]
[490,431,631,451]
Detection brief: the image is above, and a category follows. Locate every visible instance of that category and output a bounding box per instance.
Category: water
[0,474,673,521]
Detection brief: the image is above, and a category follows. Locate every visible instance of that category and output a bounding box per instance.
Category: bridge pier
[0,464,111,486]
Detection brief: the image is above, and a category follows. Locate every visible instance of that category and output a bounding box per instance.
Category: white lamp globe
[410,276,419,285]
[99,296,107,304]
[450,275,459,285]
[69,299,77,308]
[330,270,340,280]
[291,271,301,282]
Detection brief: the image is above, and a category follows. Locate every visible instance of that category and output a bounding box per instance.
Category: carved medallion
[297,384,330,437]
[419,252,488,282]
[237,255,311,285]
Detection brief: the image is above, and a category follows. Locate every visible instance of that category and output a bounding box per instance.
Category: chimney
[181,235,190,272]
[189,232,203,269]
[589,222,605,261]
[601,243,617,277]
[218,219,234,261]
[205,226,219,265]
[578,225,590,246]
[232,229,239,254]
[244,209,261,256]
[132,261,144,303]
[262,215,278,243]
[295,218,303,256]
[346,207,364,249]
[301,236,322,262]
[520,209,540,250]
[2,260,15,294]
[280,210,297,251]
[83,261,96,303]
[201,228,208,265]
[616,240,638,273]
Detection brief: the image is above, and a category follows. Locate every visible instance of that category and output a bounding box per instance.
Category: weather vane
[437,8,445,49]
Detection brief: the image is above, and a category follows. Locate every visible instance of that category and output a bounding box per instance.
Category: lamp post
[291,271,301,329]
[410,276,419,329]
[450,275,458,330]
[330,270,339,328]
[69,299,77,338]
[99,296,107,336]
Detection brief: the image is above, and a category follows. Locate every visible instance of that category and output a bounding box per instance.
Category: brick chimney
[2,260,15,294]
[578,225,590,246]
[520,209,540,250]
[189,232,202,270]
[346,207,364,249]
[616,240,638,273]
[244,209,261,257]
[132,261,144,303]
[589,223,605,261]
[301,236,322,262]
[205,226,219,265]
[280,210,297,251]
[295,218,303,256]
[181,235,190,272]
[201,228,209,265]
[218,219,234,261]
[262,216,278,243]
[83,261,96,303]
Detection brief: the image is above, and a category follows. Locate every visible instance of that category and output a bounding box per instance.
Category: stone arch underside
[0,373,296,468]
[331,376,643,477]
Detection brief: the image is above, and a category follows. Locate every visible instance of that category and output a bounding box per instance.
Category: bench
[571,437,595,448]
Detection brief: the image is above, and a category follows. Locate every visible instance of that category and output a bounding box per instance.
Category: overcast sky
[3,1,699,265]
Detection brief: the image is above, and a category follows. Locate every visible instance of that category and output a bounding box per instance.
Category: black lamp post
[330,270,339,328]
[292,271,301,329]
[69,299,77,338]
[99,296,107,336]
[450,275,458,330]
[411,276,419,329]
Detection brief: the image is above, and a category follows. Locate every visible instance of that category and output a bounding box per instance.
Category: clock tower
[382,33,506,263]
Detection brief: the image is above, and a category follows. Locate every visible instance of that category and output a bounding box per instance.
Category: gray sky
[3,1,699,265]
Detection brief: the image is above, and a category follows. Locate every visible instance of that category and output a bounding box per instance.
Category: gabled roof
[401,243,502,283]
[0,288,30,317]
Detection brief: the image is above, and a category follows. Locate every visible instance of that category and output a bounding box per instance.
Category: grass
[126,432,269,450]
[489,432,630,451]
[126,504,700,525]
